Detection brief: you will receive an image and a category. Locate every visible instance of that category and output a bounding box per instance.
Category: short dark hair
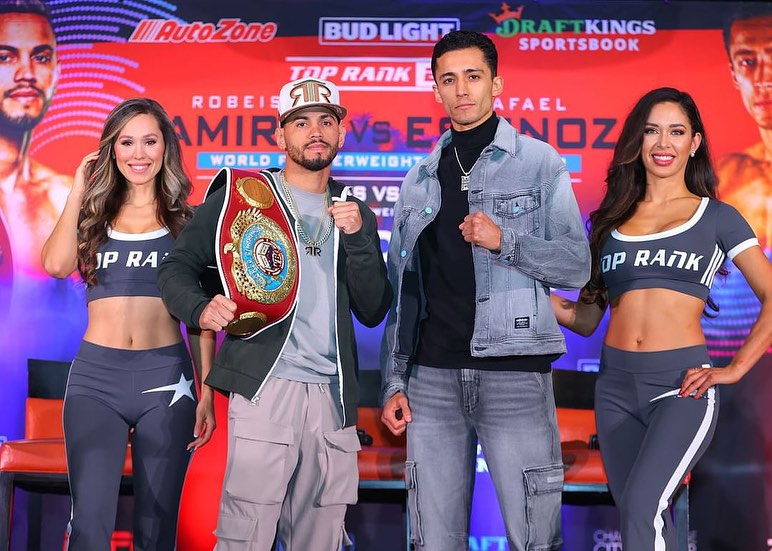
[722,7,771,58]
[0,0,51,19]
[431,30,498,80]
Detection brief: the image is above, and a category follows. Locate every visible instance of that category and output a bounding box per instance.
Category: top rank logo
[129,18,278,43]
[319,17,460,46]
[489,2,656,52]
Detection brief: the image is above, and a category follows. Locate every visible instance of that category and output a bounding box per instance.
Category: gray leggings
[63,340,196,551]
[595,344,718,551]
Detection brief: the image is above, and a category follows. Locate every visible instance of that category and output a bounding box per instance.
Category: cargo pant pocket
[225,418,294,504]
[524,463,564,551]
[337,522,353,548]
[214,514,257,548]
[317,426,361,506]
[404,460,424,547]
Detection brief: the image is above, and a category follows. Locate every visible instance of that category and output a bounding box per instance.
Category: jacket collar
[418,116,520,179]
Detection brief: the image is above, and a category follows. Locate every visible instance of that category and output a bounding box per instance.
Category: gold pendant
[223,208,298,305]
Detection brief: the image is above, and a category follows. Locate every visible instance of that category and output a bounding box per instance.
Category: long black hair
[585,87,717,309]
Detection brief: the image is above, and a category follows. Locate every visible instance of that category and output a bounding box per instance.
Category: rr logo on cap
[290,80,333,107]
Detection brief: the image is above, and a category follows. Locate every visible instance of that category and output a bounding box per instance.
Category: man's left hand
[459,212,501,252]
[330,200,363,234]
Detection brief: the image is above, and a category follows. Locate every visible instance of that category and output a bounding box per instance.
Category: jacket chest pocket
[493,191,540,236]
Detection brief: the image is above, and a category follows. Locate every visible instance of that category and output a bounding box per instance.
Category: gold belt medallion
[223,207,297,306]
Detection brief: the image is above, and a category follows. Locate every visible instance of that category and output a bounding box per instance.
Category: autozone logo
[129,18,278,43]
[319,17,460,46]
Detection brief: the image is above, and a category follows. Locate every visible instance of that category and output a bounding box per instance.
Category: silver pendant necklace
[279,170,333,255]
[453,146,479,191]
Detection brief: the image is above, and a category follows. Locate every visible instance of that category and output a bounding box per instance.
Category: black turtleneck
[414,113,551,373]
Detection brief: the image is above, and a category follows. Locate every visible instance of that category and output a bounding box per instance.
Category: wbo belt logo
[223,177,297,309]
[212,169,300,338]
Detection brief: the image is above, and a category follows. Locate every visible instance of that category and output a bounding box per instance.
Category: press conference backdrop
[1,1,770,549]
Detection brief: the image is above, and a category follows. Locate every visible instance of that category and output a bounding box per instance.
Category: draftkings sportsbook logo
[489,2,656,52]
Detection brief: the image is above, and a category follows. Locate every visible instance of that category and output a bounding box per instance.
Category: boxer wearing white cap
[158,78,392,550]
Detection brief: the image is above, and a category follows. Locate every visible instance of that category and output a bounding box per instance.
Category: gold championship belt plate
[209,168,299,337]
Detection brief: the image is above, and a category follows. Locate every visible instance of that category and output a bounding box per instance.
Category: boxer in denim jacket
[380,31,590,551]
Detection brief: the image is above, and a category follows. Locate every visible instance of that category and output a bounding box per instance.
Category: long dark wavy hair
[585,87,718,309]
[77,98,192,286]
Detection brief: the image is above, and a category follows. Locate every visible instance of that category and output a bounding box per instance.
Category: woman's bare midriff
[84,296,183,350]
[604,288,707,351]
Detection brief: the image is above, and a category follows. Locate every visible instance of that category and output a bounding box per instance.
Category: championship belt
[209,168,299,338]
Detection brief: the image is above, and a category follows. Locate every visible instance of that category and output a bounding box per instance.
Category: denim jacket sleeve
[379,179,416,405]
[495,163,590,290]
[379,311,407,405]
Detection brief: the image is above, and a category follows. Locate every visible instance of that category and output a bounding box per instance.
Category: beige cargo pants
[214,377,361,550]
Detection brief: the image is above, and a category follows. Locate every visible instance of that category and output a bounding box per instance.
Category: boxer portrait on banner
[693,8,772,547]
[718,7,772,251]
[158,77,391,550]
[0,0,73,275]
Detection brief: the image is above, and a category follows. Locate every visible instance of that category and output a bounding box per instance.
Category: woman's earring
[690,150,695,158]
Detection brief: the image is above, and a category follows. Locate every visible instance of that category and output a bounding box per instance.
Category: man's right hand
[381,391,412,436]
[199,294,237,331]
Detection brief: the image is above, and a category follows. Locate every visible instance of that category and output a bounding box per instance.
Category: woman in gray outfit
[42,98,215,550]
[553,87,772,550]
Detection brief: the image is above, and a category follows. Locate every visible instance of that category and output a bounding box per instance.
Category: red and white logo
[129,18,278,43]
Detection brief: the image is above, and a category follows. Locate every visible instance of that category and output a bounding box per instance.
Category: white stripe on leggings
[653,385,716,550]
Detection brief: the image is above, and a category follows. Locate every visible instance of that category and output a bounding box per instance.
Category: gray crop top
[600,198,757,302]
[86,227,174,303]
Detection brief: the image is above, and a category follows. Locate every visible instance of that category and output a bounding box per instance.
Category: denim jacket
[380,117,590,404]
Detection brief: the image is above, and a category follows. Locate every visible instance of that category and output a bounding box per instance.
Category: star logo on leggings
[142,374,195,406]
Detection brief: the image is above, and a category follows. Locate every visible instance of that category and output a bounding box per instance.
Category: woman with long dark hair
[553,87,772,550]
[42,98,215,550]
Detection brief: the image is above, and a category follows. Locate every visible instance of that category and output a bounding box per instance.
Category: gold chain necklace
[279,170,334,250]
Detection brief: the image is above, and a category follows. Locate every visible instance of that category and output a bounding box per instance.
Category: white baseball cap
[277,78,347,125]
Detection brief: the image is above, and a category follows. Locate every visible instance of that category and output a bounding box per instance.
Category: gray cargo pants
[214,377,361,550]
